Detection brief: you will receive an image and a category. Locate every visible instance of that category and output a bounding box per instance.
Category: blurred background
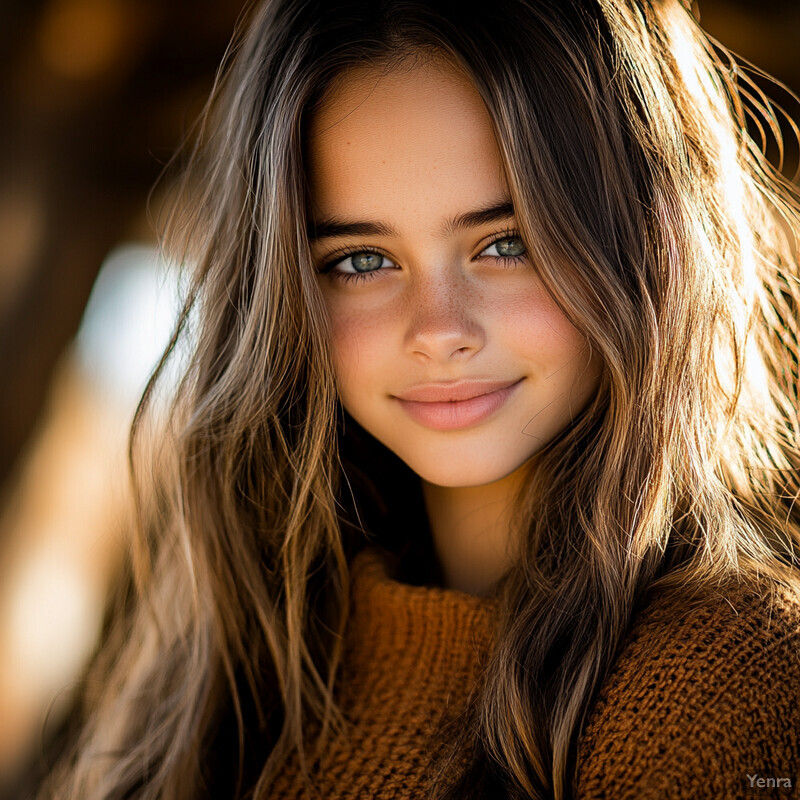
[0,1,799,798]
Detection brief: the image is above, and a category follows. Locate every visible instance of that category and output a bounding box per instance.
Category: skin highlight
[308,59,603,594]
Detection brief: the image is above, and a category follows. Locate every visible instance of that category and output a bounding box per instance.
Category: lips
[393,378,524,431]
[394,379,521,403]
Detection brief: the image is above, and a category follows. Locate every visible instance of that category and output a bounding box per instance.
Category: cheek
[492,281,585,362]
[327,301,391,392]
[499,282,601,406]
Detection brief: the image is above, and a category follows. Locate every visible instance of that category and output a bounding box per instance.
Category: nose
[403,270,485,362]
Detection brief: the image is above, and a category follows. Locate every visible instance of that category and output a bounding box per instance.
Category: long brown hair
[38,1,800,798]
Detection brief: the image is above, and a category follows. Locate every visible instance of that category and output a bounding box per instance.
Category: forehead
[305,58,509,226]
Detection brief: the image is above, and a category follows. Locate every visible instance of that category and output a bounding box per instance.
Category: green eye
[482,236,527,260]
[492,238,525,257]
[319,249,398,284]
[350,253,385,272]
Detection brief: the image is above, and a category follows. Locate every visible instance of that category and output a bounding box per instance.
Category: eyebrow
[307,199,515,243]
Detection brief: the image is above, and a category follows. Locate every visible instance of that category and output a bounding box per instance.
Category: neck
[421,462,531,596]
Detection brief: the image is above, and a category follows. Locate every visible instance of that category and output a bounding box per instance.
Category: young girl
[38,0,800,798]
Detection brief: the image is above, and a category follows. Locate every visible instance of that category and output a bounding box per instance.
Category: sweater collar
[337,546,497,717]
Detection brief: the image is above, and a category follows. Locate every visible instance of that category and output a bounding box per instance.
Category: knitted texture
[574,575,800,799]
[268,547,496,799]
[266,547,800,799]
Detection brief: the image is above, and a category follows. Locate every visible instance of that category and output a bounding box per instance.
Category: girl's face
[307,57,603,488]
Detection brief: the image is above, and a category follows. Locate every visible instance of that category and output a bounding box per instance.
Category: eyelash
[318,229,527,285]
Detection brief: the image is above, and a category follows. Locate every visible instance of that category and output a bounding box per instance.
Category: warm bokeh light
[37,0,138,80]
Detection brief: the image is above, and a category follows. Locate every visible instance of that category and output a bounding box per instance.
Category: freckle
[382,160,386,164]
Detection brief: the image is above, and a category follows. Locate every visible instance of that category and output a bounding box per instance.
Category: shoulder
[574,577,800,799]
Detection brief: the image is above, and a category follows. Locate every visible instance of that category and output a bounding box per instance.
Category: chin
[399,452,531,489]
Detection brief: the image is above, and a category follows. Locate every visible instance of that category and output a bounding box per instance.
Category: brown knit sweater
[266,547,800,799]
